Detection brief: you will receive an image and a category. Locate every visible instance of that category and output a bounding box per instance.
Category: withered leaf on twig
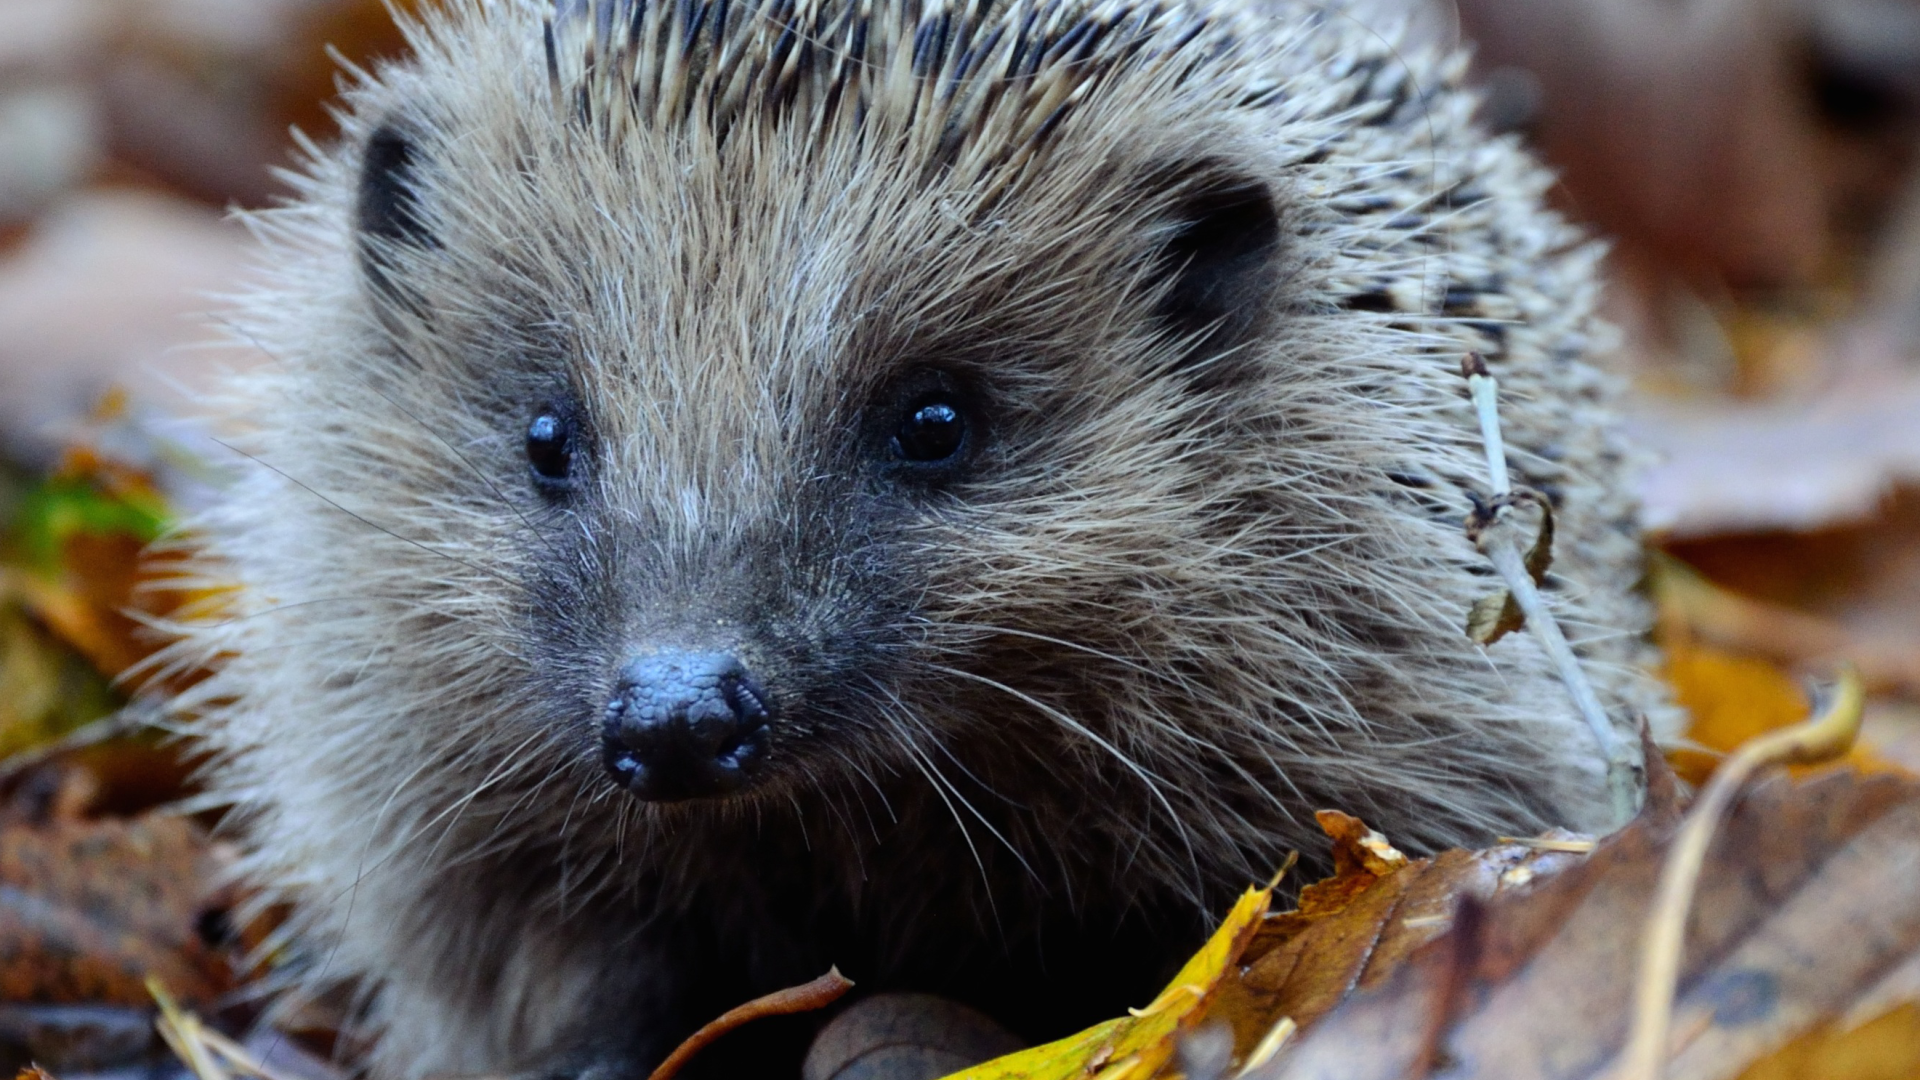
[1465,491,1556,648]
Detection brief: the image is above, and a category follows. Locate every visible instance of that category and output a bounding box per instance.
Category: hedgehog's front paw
[802,993,1023,1080]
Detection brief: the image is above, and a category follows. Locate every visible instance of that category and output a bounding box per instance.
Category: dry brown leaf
[1202,810,1603,1067]
[0,810,237,1008]
[6,443,190,685]
[1455,0,1829,290]
[1655,494,1920,703]
[1242,764,1920,1080]
[1634,389,1920,541]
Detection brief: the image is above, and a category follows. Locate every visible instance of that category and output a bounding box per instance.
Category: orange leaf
[1663,641,1810,784]
[1734,1002,1920,1080]
[1663,642,1906,783]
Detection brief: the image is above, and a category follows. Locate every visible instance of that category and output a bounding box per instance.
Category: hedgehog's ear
[1148,164,1283,366]
[356,122,436,297]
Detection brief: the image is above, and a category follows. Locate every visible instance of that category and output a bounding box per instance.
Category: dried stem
[1466,359,1512,498]
[150,977,310,1080]
[0,698,163,785]
[1615,667,1864,1080]
[1460,354,1641,824]
[646,968,855,1080]
[1235,1016,1297,1078]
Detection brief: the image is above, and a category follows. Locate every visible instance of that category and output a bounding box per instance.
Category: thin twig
[1460,354,1641,825]
[0,698,164,785]
[646,968,855,1080]
[1235,1016,1297,1078]
[1466,359,1512,498]
[1615,667,1865,1080]
[152,981,228,1080]
[1494,836,1599,854]
[150,977,318,1080]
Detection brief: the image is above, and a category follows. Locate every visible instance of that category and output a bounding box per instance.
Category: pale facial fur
[163,0,1672,1075]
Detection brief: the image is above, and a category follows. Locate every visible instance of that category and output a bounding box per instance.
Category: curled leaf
[1464,490,1556,646]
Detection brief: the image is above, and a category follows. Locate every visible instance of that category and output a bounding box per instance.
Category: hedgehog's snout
[602,652,773,801]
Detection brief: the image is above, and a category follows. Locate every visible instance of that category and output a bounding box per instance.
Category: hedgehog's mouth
[599,649,775,802]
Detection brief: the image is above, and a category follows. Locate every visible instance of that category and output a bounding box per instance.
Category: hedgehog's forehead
[537,0,1253,178]
[391,0,1280,408]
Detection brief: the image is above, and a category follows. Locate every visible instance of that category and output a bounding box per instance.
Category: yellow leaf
[1734,1003,1920,1080]
[939,886,1271,1080]
[1664,641,1811,785]
[0,600,119,757]
[1663,642,1903,784]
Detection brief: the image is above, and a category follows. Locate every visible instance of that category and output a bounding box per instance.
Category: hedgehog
[162,0,1672,1076]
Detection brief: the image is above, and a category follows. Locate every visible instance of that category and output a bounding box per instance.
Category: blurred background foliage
[0,0,1917,1077]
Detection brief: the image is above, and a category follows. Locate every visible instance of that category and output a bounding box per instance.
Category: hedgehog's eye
[527,412,574,488]
[893,399,967,463]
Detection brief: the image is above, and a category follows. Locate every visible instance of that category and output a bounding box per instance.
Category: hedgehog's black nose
[602,652,772,801]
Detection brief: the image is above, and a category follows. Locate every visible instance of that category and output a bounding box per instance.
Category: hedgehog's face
[508,366,983,802]
[328,9,1295,827]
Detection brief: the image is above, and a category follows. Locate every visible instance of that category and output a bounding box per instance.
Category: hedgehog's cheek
[599,650,775,802]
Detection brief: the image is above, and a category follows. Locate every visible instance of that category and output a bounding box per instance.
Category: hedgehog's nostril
[602,651,773,801]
